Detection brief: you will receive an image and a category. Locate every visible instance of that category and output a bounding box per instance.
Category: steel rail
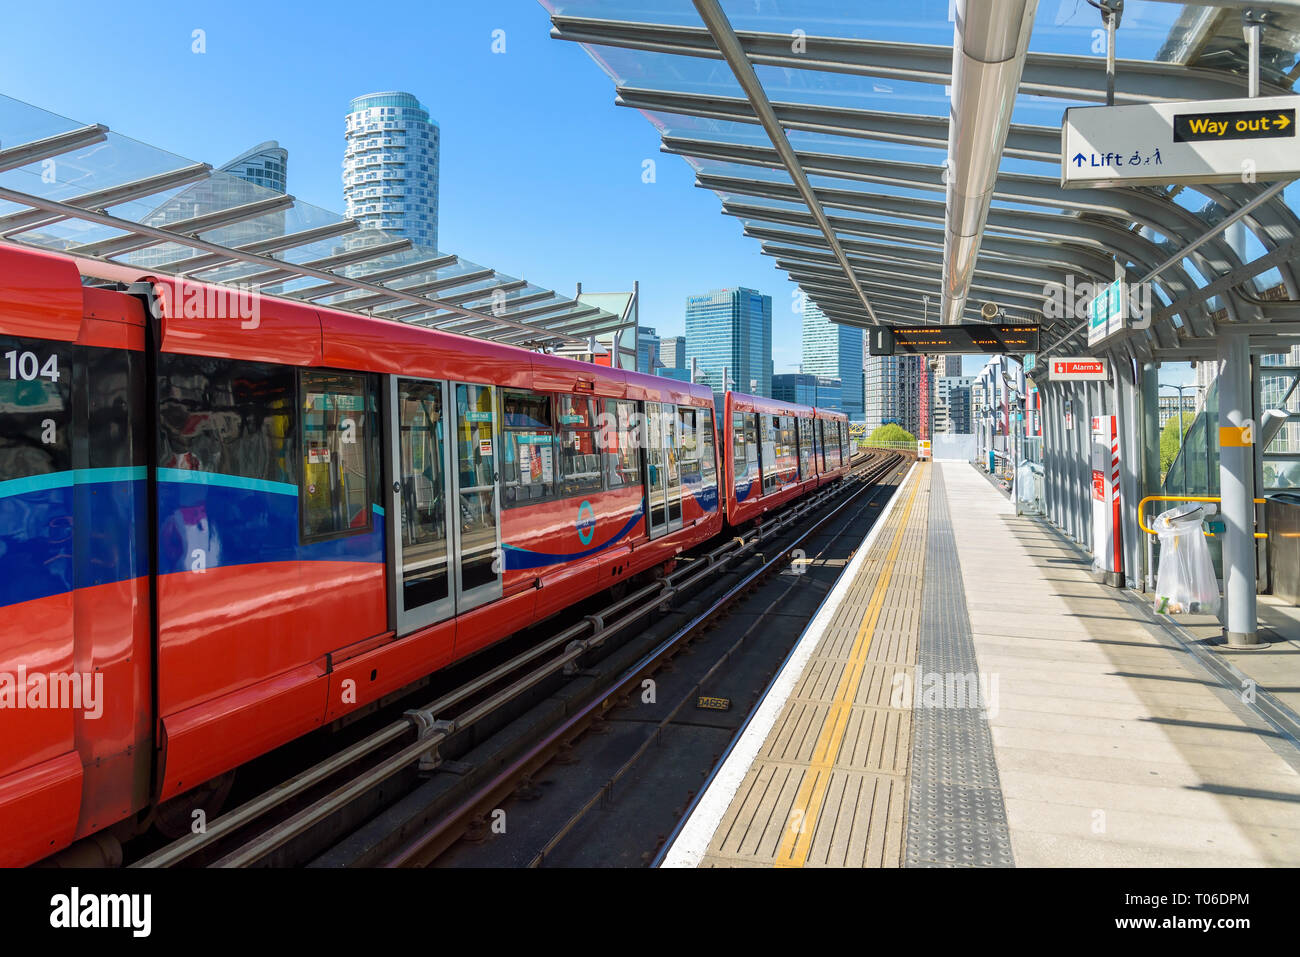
[379,453,905,867]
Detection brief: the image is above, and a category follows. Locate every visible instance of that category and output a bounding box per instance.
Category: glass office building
[685,287,772,399]
[773,373,842,409]
[638,325,659,374]
[800,301,863,419]
[343,92,439,249]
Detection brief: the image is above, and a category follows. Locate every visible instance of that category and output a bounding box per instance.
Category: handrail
[1137,494,1267,539]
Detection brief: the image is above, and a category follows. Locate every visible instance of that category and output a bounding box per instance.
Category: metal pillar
[1117,359,1142,589]
[1218,329,1259,647]
[1080,381,1094,549]
[1043,387,1058,525]
[1251,353,1268,594]
[1141,362,1162,590]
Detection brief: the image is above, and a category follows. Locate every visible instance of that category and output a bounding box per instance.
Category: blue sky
[0,0,1197,383]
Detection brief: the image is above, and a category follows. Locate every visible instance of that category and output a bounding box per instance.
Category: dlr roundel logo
[576,501,596,545]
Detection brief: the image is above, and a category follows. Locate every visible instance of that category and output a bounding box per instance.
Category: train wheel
[152,771,236,839]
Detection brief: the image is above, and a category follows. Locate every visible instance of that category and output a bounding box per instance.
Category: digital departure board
[867,324,1040,356]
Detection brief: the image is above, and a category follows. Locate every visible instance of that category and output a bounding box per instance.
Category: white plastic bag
[1153,505,1221,616]
[1016,463,1035,506]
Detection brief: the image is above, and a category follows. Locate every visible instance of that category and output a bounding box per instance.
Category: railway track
[132,450,907,869]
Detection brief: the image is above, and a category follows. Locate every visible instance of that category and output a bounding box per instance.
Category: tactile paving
[905,465,1015,868]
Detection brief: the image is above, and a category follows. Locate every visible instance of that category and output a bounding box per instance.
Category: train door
[645,401,667,539]
[665,405,683,531]
[389,377,455,633]
[452,383,502,611]
[798,417,813,480]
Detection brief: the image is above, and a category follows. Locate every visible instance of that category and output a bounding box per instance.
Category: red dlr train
[0,243,850,865]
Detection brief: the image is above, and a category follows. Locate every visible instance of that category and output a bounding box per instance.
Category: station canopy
[542,0,1300,364]
[0,95,624,351]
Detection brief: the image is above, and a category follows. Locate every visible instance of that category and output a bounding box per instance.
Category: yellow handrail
[1137,494,1268,539]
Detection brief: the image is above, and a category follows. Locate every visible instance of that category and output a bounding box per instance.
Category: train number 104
[4,350,59,382]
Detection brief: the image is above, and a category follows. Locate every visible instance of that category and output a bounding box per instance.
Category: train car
[723,392,849,527]
[813,405,853,487]
[0,243,722,866]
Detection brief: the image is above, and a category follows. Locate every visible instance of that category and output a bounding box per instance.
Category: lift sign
[1174,107,1294,142]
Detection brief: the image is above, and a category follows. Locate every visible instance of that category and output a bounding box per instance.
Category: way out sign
[1061,95,1300,188]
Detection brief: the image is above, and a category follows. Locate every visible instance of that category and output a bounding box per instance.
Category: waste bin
[1153,503,1220,616]
[1268,492,1300,604]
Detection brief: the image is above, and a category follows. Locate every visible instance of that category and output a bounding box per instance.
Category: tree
[1159,411,1195,476]
[867,423,917,446]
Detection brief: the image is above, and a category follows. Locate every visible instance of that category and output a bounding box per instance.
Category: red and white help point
[1091,415,1123,587]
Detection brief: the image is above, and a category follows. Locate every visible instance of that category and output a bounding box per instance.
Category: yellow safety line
[773,464,925,868]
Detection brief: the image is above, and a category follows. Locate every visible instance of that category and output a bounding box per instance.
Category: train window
[732,412,760,495]
[698,407,717,488]
[841,423,851,464]
[0,336,72,483]
[156,355,297,485]
[300,371,374,540]
[773,416,799,487]
[602,399,641,489]
[557,395,601,497]
[797,417,814,479]
[677,407,702,492]
[501,389,554,506]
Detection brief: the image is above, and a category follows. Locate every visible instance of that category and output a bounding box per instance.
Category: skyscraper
[800,300,864,419]
[685,288,772,398]
[936,376,975,433]
[864,353,924,435]
[659,335,687,371]
[343,92,440,248]
[637,325,659,375]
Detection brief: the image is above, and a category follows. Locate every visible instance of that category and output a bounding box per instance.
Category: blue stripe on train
[156,470,383,574]
[0,470,148,608]
[502,503,646,571]
[0,468,386,606]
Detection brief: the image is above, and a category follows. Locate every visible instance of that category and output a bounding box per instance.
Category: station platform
[662,461,1300,868]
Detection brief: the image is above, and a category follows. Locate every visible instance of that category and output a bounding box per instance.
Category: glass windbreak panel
[761,415,779,494]
[302,371,372,539]
[398,381,448,610]
[774,415,799,486]
[797,417,813,479]
[603,399,642,488]
[665,404,682,523]
[455,383,498,592]
[501,389,554,507]
[647,401,667,530]
[557,395,601,497]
